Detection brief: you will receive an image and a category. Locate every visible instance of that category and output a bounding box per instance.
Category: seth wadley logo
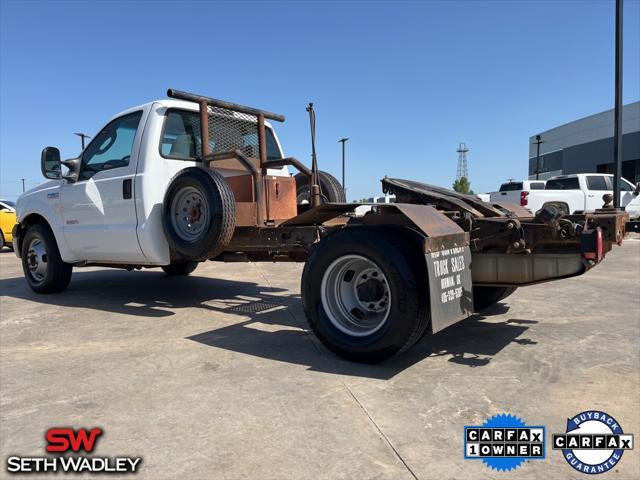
[6,427,142,474]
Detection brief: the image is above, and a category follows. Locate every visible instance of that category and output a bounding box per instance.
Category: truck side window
[80,112,143,180]
[620,179,634,191]
[546,178,580,190]
[161,111,199,159]
[586,176,608,191]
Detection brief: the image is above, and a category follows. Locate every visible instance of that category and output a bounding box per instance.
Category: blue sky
[1,0,639,201]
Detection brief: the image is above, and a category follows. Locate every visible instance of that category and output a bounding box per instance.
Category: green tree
[452,176,474,194]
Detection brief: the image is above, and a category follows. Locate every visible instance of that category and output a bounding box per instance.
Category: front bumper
[11,223,21,258]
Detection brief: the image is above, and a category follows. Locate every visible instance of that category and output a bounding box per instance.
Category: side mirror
[41,147,62,179]
[635,182,640,196]
[40,147,82,182]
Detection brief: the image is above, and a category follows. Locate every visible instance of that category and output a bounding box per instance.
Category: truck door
[60,110,146,262]
[619,178,640,216]
[585,175,609,210]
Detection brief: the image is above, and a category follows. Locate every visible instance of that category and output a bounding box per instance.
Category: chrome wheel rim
[26,237,48,282]
[170,186,210,242]
[320,255,391,337]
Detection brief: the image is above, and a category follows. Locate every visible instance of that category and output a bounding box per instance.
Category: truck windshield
[546,178,580,190]
[160,109,283,161]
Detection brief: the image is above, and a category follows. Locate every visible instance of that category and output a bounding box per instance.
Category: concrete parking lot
[1,238,639,479]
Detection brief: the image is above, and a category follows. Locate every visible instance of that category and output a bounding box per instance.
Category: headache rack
[167,89,319,226]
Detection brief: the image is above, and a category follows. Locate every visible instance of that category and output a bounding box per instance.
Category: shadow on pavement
[188,308,538,379]
[0,269,292,318]
[1,269,537,379]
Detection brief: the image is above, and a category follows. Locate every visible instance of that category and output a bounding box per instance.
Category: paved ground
[1,238,639,480]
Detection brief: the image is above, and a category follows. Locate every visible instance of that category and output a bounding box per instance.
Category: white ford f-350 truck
[11,89,635,363]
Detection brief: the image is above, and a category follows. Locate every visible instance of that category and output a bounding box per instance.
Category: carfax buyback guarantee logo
[553,410,634,474]
[464,413,545,472]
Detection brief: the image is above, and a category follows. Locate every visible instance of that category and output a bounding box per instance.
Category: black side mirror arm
[61,158,81,183]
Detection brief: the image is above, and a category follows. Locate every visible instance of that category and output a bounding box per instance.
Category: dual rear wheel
[302,227,518,363]
[302,227,430,363]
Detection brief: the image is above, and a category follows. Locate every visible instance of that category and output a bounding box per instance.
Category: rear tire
[295,171,346,204]
[162,168,236,261]
[302,227,429,363]
[161,261,198,276]
[0,230,5,250]
[21,223,72,293]
[472,286,517,311]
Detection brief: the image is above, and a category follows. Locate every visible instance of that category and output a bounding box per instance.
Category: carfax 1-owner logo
[553,410,634,474]
[5,427,142,474]
[464,413,546,472]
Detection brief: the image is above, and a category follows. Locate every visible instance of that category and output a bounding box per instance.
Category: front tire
[162,261,198,276]
[302,227,429,363]
[21,223,72,293]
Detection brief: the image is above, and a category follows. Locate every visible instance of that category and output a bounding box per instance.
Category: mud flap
[426,246,474,333]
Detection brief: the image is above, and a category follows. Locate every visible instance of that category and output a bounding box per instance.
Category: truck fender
[15,210,72,262]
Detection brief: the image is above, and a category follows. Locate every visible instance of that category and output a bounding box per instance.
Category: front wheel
[302,227,429,363]
[161,261,198,276]
[21,223,72,293]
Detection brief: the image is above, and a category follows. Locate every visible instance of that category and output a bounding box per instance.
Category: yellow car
[0,200,17,250]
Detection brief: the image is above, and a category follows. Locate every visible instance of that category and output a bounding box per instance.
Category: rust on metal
[222,172,255,202]
[258,113,269,218]
[199,99,210,157]
[206,150,264,225]
[282,203,358,226]
[234,203,259,227]
[382,178,487,218]
[168,89,285,122]
[492,201,535,218]
[265,176,297,222]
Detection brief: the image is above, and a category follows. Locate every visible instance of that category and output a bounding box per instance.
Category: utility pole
[533,135,544,180]
[74,132,91,150]
[612,0,623,208]
[20,178,25,193]
[338,137,349,196]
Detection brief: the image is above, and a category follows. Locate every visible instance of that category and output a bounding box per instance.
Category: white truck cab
[15,99,289,269]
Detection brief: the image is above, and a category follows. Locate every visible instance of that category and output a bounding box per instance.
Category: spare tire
[162,168,236,261]
[295,170,346,204]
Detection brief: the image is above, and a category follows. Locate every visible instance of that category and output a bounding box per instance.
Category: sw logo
[5,426,142,474]
[463,413,546,472]
[46,427,103,453]
[553,410,634,474]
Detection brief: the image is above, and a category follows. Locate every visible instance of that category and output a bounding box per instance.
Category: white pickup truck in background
[490,179,546,206]
[490,174,640,217]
